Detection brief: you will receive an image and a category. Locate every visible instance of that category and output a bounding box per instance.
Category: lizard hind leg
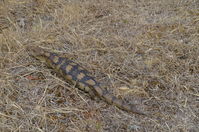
[88,89,100,101]
[77,82,100,101]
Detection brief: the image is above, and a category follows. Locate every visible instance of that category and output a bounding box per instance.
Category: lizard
[27,45,146,115]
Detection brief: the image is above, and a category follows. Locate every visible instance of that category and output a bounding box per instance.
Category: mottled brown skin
[27,46,146,115]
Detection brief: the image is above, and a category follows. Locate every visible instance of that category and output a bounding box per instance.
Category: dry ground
[0,0,199,131]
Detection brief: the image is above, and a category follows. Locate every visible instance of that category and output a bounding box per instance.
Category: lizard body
[27,46,145,115]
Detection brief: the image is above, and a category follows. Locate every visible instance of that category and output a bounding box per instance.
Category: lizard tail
[94,86,146,115]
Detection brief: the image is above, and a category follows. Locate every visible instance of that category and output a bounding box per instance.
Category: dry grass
[0,0,199,131]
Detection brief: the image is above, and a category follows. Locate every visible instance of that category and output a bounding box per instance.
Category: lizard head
[26,45,50,62]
